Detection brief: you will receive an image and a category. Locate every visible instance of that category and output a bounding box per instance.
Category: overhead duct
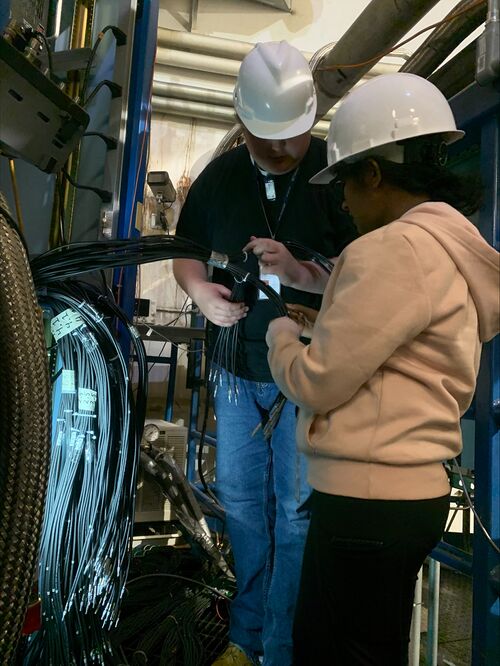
[313,0,442,118]
[400,0,487,77]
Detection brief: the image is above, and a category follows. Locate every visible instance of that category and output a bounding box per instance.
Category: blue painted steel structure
[449,81,500,665]
[115,0,159,355]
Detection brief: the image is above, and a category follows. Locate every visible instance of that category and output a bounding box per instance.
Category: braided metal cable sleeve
[0,196,51,663]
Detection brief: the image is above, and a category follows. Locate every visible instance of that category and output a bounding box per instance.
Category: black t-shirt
[176,136,358,381]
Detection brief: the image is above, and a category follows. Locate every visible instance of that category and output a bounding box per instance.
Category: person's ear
[364,158,383,189]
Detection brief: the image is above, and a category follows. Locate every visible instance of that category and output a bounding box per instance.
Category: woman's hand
[286,304,318,339]
[266,316,303,346]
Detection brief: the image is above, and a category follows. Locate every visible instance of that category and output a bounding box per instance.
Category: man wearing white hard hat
[173,41,356,666]
[265,72,500,664]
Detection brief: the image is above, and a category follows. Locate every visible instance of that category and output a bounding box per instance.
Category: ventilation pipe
[313,0,442,118]
[400,0,487,77]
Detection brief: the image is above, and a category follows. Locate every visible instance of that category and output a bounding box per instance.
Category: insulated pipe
[152,80,336,120]
[400,0,487,77]
[153,80,234,107]
[157,27,411,64]
[156,46,401,80]
[151,96,330,137]
[157,26,256,60]
[313,0,442,118]
[156,47,240,77]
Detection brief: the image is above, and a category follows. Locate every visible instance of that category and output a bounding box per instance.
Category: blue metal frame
[449,81,500,665]
[115,0,159,356]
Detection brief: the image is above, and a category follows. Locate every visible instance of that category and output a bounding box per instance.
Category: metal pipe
[156,47,240,77]
[156,46,401,80]
[313,0,441,118]
[157,26,255,60]
[157,27,411,64]
[151,96,330,137]
[426,559,441,666]
[400,0,487,78]
[153,80,234,107]
[409,567,423,666]
[152,80,336,120]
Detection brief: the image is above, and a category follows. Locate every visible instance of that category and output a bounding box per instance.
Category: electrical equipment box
[135,420,188,523]
[147,171,176,204]
[0,29,89,172]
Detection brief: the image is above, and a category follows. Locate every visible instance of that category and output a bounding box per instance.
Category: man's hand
[244,236,301,285]
[191,281,248,327]
[243,236,331,293]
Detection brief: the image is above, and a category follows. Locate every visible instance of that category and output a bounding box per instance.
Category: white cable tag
[61,369,76,394]
[264,178,276,201]
[78,388,97,413]
[51,309,84,341]
[258,271,281,300]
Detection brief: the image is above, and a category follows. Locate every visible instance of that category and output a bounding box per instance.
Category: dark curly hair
[335,152,482,217]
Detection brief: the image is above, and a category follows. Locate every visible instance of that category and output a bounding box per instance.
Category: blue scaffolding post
[451,81,500,664]
[115,0,159,358]
[473,109,500,665]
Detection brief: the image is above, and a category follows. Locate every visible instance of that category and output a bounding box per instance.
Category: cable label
[51,309,85,340]
[61,369,76,394]
[78,388,97,413]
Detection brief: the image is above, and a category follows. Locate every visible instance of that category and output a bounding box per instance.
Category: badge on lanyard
[258,269,281,300]
[264,178,276,201]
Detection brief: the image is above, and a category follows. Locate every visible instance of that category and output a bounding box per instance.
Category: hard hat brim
[240,96,317,140]
[309,129,465,185]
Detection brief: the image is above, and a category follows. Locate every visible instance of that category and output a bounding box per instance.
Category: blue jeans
[214,371,310,666]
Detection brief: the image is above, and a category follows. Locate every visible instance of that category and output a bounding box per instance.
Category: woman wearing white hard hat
[265,73,500,664]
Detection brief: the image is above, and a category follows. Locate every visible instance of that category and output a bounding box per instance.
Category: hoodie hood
[401,202,499,342]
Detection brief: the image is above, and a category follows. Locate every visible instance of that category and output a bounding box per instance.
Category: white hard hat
[311,72,464,185]
[234,41,317,140]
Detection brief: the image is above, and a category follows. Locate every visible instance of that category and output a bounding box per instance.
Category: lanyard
[255,165,299,240]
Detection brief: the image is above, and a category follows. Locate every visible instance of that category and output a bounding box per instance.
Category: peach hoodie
[267,202,500,500]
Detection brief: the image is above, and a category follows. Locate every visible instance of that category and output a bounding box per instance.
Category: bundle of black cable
[112,545,235,665]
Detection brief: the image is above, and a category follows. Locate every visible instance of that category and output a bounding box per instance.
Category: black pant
[293,491,449,666]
